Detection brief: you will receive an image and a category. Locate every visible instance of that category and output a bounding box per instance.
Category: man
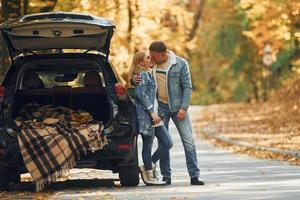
[132,41,204,185]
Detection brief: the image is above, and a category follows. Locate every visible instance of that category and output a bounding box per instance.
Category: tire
[0,168,20,191]
[0,170,9,191]
[119,139,139,186]
[8,168,20,184]
[119,165,139,186]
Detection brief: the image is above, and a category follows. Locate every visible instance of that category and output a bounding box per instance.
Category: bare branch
[186,0,206,42]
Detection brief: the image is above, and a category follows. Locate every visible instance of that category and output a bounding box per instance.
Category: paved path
[1,106,299,199]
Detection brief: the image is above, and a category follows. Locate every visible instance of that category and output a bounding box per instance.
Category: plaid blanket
[15,103,107,191]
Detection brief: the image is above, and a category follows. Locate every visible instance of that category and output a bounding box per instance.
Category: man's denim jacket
[153,51,192,112]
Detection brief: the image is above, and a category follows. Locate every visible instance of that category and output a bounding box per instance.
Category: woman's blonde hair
[127,50,147,88]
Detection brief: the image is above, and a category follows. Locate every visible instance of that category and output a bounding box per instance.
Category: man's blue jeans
[141,125,173,170]
[158,101,200,178]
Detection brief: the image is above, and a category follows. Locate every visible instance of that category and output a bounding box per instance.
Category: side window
[0,34,12,85]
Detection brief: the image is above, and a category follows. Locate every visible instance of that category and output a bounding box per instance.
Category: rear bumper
[0,136,137,174]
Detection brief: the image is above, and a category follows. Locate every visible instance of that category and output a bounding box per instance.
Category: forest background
[1,0,299,105]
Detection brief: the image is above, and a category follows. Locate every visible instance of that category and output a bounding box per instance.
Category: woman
[128,51,173,186]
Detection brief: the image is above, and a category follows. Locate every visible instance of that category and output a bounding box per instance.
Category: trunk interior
[12,87,111,124]
[10,59,112,125]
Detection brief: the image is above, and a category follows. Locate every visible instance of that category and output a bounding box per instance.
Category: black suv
[0,12,139,190]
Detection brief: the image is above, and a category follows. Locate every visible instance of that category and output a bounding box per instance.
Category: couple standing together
[128,41,204,186]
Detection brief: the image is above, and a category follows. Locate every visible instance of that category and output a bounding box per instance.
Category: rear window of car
[20,71,105,89]
[40,72,105,88]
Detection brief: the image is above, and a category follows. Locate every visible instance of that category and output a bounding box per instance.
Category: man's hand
[131,73,142,85]
[176,109,187,121]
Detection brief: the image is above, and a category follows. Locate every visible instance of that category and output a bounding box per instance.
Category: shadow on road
[10,178,119,191]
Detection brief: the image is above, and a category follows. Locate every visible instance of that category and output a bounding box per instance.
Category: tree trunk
[186,0,206,42]
[1,0,21,22]
[185,0,206,90]
[127,0,134,52]
[38,0,57,12]
[23,0,29,15]
[114,0,120,16]
[250,78,260,102]
[1,0,58,23]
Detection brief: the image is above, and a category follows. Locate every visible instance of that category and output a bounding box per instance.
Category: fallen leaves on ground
[193,79,300,165]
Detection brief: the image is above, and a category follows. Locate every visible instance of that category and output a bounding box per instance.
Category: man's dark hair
[149,41,167,52]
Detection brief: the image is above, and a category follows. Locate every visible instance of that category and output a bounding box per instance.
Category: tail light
[115,83,127,100]
[117,143,132,150]
[0,87,5,97]
[0,86,5,103]
[0,149,6,158]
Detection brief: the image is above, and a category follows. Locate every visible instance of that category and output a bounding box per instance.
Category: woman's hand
[150,112,161,124]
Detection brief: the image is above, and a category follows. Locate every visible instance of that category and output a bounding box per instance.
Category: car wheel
[8,168,20,184]
[119,165,139,186]
[0,167,20,191]
[0,169,10,191]
[119,141,139,186]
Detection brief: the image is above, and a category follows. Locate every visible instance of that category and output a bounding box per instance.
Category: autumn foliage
[1,0,300,165]
[0,0,299,104]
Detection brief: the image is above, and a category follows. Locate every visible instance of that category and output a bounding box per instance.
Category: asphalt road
[1,106,300,200]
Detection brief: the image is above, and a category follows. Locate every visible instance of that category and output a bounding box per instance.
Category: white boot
[139,165,149,184]
[152,162,159,181]
[145,169,167,186]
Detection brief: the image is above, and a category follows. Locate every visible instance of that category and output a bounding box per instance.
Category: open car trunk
[11,59,112,126]
[0,12,115,62]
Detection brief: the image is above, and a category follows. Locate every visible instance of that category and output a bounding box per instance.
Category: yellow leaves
[239,0,256,10]
[262,68,270,78]
[246,3,267,19]
[80,0,90,10]
[104,193,117,200]
[238,0,299,57]
[268,19,282,27]
[195,101,300,164]
[291,58,300,74]
[295,32,300,41]
[293,104,298,111]
[275,25,291,41]
[292,9,299,16]
[281,13,289,20]
[242,30,254,39]
[54,0,201,81]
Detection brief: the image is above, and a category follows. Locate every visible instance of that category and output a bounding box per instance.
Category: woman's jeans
[141,125,173,170]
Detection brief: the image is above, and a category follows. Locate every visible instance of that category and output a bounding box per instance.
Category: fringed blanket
[15,103,107,191]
